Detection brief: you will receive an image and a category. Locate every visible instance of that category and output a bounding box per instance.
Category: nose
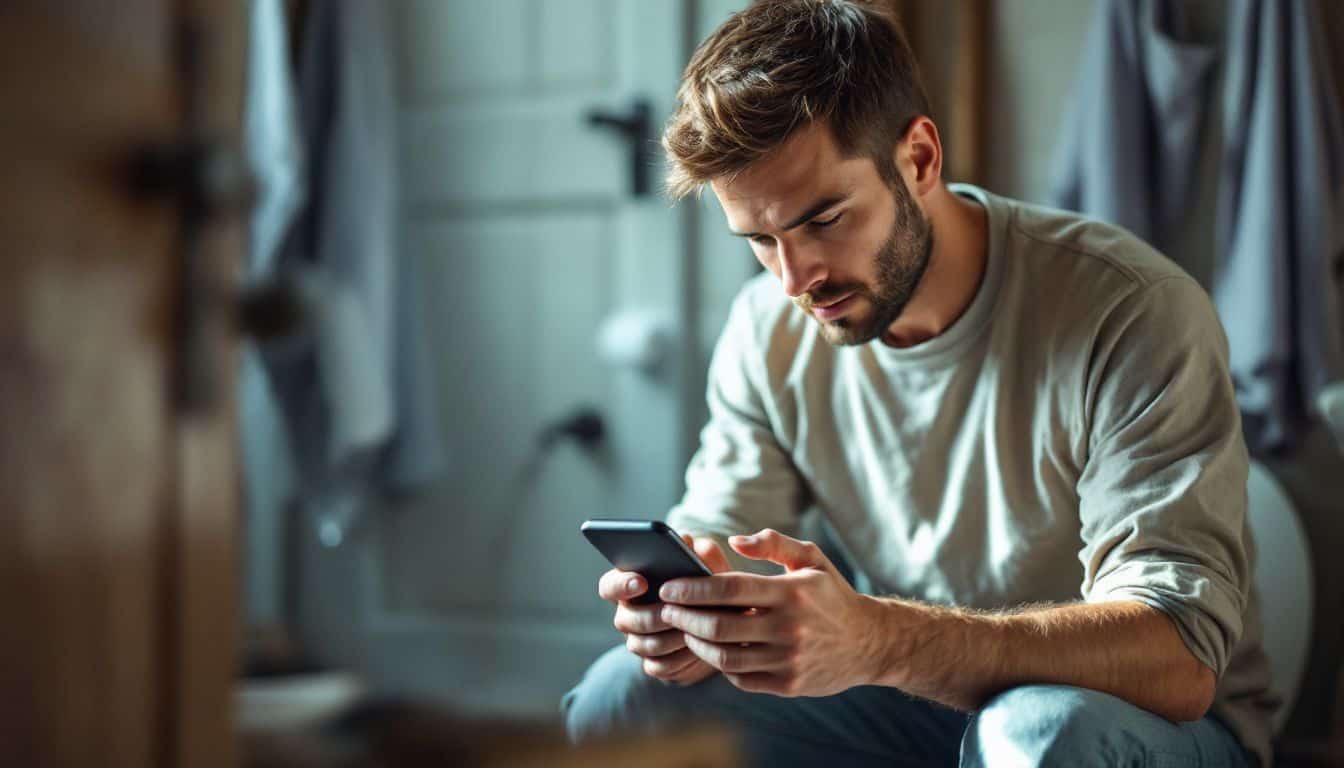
[776,241,827,298]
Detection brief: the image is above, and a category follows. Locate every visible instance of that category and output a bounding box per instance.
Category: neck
[880,183,988,348]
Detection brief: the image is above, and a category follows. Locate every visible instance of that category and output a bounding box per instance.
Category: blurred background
[3,1,1343,766]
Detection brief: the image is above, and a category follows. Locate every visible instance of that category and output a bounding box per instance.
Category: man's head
[663,0,939,346]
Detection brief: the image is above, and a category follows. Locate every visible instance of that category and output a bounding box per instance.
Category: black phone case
[580,519,713,604]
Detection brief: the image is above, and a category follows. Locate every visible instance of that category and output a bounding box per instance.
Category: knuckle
[702,615,723,639]
[720,578,739,601]
[714,646,732,670]
[720,650,741,673]
[627,607,652,632]
[599,570,624,597]
[625,634,646,656]
[651,633,675,655]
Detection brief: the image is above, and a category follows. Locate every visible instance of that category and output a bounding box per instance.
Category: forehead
[710,123,878,229]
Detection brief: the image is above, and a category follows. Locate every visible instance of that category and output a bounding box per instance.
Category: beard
[796,177,934,346]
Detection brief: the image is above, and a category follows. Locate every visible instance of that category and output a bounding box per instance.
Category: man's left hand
[658,528,882,697]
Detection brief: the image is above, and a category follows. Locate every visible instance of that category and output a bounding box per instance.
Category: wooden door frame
[0,2,245,765]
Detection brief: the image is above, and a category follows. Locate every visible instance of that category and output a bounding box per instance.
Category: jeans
[562,646,1254,767]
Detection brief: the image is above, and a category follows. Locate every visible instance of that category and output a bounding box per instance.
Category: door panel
[387,212,616,617]
[539,0,615,87]
[403,102,625,204]
[297,0,691,717]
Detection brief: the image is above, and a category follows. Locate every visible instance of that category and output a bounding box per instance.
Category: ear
[893,116,943,197]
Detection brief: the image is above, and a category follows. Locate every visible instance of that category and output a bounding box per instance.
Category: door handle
[586,98,653,198]
[539,407,606,451]
[125,18,256,415]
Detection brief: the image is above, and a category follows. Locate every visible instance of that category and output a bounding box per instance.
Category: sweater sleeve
[1076,276,1251,678]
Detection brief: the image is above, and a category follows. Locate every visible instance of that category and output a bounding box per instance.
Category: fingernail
[626,577,641,593]
[660,584,682,601]
[733,534,758,545]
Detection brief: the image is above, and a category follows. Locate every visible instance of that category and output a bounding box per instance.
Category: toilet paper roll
[596,309,674,372]
[1317,380,1344,455]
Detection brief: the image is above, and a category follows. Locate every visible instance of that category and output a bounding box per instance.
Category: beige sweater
[668,184,1278,767]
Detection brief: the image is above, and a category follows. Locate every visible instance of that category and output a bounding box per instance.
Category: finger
[641,647,701,679]
[599,569,646,602]
[729,529,830,572]
[660,605,776,643]
[726,672,791,696]
[660,572,782,607]
[692,537,733,574]
[682,634,793,675]
[613,602,671,635]
[625,629,687,658]
[663,661,714,686]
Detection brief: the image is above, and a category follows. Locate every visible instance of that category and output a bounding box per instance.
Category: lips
[810,292,858,321]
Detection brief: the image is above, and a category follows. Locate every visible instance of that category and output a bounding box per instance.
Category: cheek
[819,240,871,281]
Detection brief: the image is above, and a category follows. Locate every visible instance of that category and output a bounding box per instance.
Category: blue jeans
[562,646,1254,767]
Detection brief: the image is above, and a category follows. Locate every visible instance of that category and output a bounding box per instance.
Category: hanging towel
[257,0,446,532]
[1214,0,1344,452]
[240,0,306,624]
[1049,0,1219,251]
[1050,0,1344,453]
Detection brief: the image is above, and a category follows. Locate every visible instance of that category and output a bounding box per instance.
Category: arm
[659,530,1213,722]
[867,596,1216,722]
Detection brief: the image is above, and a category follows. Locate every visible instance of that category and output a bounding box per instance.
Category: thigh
[565,645,970,767]
[961,685,1253,768]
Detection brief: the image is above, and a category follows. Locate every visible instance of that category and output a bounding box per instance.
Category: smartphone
[580,519,713,604]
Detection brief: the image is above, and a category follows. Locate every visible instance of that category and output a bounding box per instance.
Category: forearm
[863,597,1216,722]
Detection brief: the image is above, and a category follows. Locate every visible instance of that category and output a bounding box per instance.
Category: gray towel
[1050,0,1344,453]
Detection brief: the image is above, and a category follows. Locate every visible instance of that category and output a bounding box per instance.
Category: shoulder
[1004,196,1190,292]
[988,193,1221,351]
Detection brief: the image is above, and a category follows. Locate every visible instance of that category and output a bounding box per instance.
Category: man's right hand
[598,534,732,686]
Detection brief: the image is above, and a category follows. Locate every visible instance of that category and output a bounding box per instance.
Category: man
[563,1,1277,765]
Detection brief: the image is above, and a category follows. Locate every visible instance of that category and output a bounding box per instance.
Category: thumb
[729,529,828,572]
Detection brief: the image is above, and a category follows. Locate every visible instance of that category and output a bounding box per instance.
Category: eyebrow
[729,194,850,238]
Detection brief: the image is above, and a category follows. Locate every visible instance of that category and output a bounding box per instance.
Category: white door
[295,0,699,717]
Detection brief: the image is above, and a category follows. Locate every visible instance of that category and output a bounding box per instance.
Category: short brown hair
[663,0,930,199]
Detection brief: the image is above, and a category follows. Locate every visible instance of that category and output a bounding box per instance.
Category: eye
[810,212,843,229]
[749,234,776,247]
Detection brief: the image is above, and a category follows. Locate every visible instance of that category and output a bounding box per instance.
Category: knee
[562,645,676,743]
[961,685,1149,768]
